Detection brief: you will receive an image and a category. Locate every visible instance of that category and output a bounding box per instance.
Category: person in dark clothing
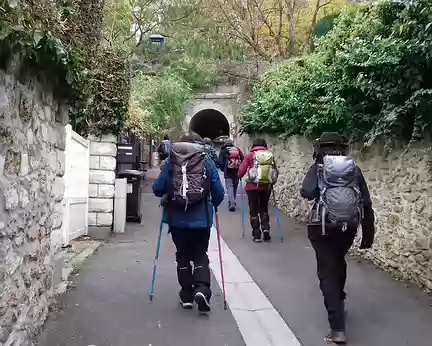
[238,138,276,242]
[157,135,171,162]
[153,133,225,313]
[203,137,219,168]
[218,139,244,211]
[301,132,375,344]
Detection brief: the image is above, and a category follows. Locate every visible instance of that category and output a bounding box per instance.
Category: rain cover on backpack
[170,142,209,210]
[227,147,241,169]
[247,150,278,185]
[317,155,362,233]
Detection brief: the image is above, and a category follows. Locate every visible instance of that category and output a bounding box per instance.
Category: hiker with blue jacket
[301,132,375,345]
[153,132,224,313]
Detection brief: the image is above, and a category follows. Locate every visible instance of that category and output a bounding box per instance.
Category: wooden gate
[63,124,90,244]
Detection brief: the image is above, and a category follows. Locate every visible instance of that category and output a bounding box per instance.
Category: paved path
[37,175,432,346]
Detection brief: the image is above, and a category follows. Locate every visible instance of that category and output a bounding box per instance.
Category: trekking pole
[214,208,228,310]
[149,207,165,302]
[240,179,245,238]
[272,188,284,243]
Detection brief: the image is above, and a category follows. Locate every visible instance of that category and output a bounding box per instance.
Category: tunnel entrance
[189,109,230,140]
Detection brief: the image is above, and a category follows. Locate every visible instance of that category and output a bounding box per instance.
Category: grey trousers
[225,178,239,206]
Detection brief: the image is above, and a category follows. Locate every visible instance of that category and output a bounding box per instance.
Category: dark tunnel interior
[189,109,230,140]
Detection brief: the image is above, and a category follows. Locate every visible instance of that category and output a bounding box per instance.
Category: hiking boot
[179,291,193,310]
[228,202,236,212]
[194,291,211,313]
[263,230,271,242]
[325,330,347,344]
[252,229,262,242]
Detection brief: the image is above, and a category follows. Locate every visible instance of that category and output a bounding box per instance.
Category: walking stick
[149,208,165,302]
[240,179,245,238]
[272,188,284,243]
[214,209,228,310]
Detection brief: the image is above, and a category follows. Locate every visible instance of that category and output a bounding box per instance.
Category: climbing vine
[0,0,131,136]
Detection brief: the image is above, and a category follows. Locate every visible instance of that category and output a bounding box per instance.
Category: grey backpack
[169,142,209,210]
[317,155,363,234]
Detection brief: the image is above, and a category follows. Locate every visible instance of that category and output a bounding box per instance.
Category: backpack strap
[316,164,327,235]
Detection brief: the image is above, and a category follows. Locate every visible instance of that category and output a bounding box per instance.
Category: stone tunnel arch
[189,109,230,140]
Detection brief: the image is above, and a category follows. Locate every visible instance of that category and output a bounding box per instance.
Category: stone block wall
[88,135,117,237]
[247,135,432,291]
[0,70,67,344]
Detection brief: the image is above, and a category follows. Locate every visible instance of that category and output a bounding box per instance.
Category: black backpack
[160,140,171,156]
[169,142,210,209]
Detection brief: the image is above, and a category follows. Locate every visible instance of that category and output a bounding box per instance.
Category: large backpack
[247,150,278,185]
[317,155,363,234]
[169,142,209,210]
[227,146,241,169]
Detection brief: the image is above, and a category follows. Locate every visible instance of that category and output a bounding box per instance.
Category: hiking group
[152,131,375,345]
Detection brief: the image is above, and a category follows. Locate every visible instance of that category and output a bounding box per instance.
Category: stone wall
[248,135,432,291]
[0,70,67,344]
[88,135,117,239]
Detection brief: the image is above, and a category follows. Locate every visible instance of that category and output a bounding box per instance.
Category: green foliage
[314,12,340,39]
[71,48,132,135]
[0,0,132,136]
[123,0,246,137]
[128,71,191,138]
[241,0,432,146]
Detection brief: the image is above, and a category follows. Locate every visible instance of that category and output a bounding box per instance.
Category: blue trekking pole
[272,188,284,243]
[149,207,165,302]
[240,179,245,238]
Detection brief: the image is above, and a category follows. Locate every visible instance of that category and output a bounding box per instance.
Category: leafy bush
[127,71,192,138]
[0,0,131,136]
[241,0,432,145]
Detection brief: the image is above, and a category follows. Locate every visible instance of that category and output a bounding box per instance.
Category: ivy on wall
[0,0,131,136]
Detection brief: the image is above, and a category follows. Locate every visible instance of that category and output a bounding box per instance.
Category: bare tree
[306,0,334,52]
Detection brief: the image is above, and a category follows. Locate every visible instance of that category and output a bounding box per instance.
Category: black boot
[250,216,262,242]
[260,213,270,231]
[252,229,262,242]
[263,230,272,242]
[179,290,193,309]
[326,330,347,345]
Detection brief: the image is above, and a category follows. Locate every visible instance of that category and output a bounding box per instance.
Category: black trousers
[247,190,271,232]
[308,225,356,331]
[170,227,211,301]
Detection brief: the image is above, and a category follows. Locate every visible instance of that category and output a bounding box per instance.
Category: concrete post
[114,178,127,233]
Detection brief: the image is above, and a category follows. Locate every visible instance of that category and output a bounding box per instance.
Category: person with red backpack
[218,138,244,212]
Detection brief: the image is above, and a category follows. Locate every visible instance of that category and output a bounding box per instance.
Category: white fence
[63,125,90,245]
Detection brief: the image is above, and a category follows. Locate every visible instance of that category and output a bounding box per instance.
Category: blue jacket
[152,157,225,229]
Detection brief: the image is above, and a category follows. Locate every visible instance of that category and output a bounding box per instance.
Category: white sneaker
[194,292,211,313]
[179,299,193,310]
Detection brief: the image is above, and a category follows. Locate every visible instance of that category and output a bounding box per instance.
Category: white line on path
[208,227,302,346]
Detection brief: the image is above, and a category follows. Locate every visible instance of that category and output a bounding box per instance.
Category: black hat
[318,132,348,147]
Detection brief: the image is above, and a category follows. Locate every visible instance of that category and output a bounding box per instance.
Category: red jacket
[237,146,271,192]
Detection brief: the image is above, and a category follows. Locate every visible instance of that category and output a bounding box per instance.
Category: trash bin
[118,170,144,223]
